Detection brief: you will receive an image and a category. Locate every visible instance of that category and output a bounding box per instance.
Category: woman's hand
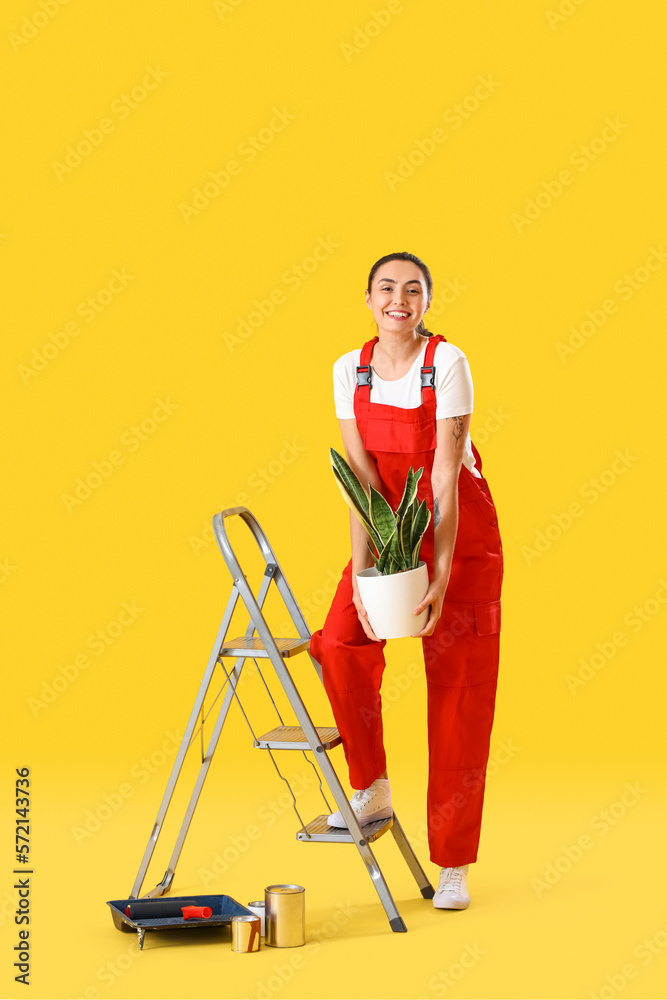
[352,582,382,642]
[411,577,449,638]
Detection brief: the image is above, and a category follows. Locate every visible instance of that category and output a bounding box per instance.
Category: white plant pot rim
[356,561,429,640]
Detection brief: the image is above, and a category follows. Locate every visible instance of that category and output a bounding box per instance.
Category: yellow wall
[2,1,666,998]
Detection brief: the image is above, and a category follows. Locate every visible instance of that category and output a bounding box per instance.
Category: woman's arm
[338,417,384,641]
[411,412,471,637]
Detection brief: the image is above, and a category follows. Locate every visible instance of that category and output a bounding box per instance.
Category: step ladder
[129,506,434,932]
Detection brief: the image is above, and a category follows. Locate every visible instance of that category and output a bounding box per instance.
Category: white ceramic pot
[356,562,429,640]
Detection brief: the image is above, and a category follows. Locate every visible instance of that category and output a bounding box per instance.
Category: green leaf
[399,503,414,563]
[410,499,431,568]
[368,485,397,548]
[376,529,397,573]
[388,525,407,572]
[330,449,382,551]
[330,449,371,520]
[396,466,423,520]
[331,471,380,547]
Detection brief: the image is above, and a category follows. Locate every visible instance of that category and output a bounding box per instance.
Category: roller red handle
[181,906,212,920]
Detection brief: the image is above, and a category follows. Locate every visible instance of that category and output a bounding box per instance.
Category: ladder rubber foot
[390,916,408,933]
[421,885,435,899]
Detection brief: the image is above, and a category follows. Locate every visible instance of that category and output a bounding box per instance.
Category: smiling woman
[309,250,504,912]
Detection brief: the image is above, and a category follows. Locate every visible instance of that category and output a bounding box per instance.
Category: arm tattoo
[433,496,441,527]
[450,415,464,443]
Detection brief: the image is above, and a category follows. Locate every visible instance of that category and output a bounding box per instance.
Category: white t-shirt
[333,340,481,478]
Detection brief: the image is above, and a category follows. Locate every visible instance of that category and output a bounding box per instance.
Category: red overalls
[309,334,504,868]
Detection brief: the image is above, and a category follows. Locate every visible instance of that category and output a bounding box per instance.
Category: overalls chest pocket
[359,405,438,454]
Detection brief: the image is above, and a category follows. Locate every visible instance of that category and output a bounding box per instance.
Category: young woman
[309,251,504,910]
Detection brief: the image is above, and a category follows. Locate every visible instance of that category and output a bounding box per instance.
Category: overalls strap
[356,334,447,398]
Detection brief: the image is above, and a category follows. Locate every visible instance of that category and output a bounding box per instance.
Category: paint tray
[106,894,253,949]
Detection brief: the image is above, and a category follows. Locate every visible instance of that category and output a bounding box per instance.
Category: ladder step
[218,636,311,659]
[297,814,394,844]
[254,725,341,751]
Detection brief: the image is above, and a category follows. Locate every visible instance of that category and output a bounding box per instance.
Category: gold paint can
[264,884,305,948]
[231,914,261,953]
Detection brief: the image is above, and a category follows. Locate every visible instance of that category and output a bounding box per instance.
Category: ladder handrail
[213,506,279,575]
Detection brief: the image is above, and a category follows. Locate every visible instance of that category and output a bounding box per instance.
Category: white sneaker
[433,865,470,909]
[327,778,393,829]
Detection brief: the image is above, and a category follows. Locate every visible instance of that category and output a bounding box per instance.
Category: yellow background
[2,1,666,997]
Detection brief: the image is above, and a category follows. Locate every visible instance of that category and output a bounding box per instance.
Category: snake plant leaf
[410,499,431,567]
[411,536,424,567]
[392,525,410,572]
[396,466,423,519]
[399,504,414,564]
[376,528,398,573]
[387,523,407,572]
[330,449,382,551]
[368,485,397,548]
[330,448,371,520]
[331,471,381,548]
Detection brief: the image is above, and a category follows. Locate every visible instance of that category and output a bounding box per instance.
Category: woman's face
[365,261,431,336]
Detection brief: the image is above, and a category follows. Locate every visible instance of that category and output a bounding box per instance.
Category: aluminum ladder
[129,506,434,931]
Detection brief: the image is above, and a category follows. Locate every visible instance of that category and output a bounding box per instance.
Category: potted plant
[330,447,431,639]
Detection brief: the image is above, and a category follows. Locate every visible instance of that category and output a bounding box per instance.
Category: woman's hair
[366,251,434,336]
